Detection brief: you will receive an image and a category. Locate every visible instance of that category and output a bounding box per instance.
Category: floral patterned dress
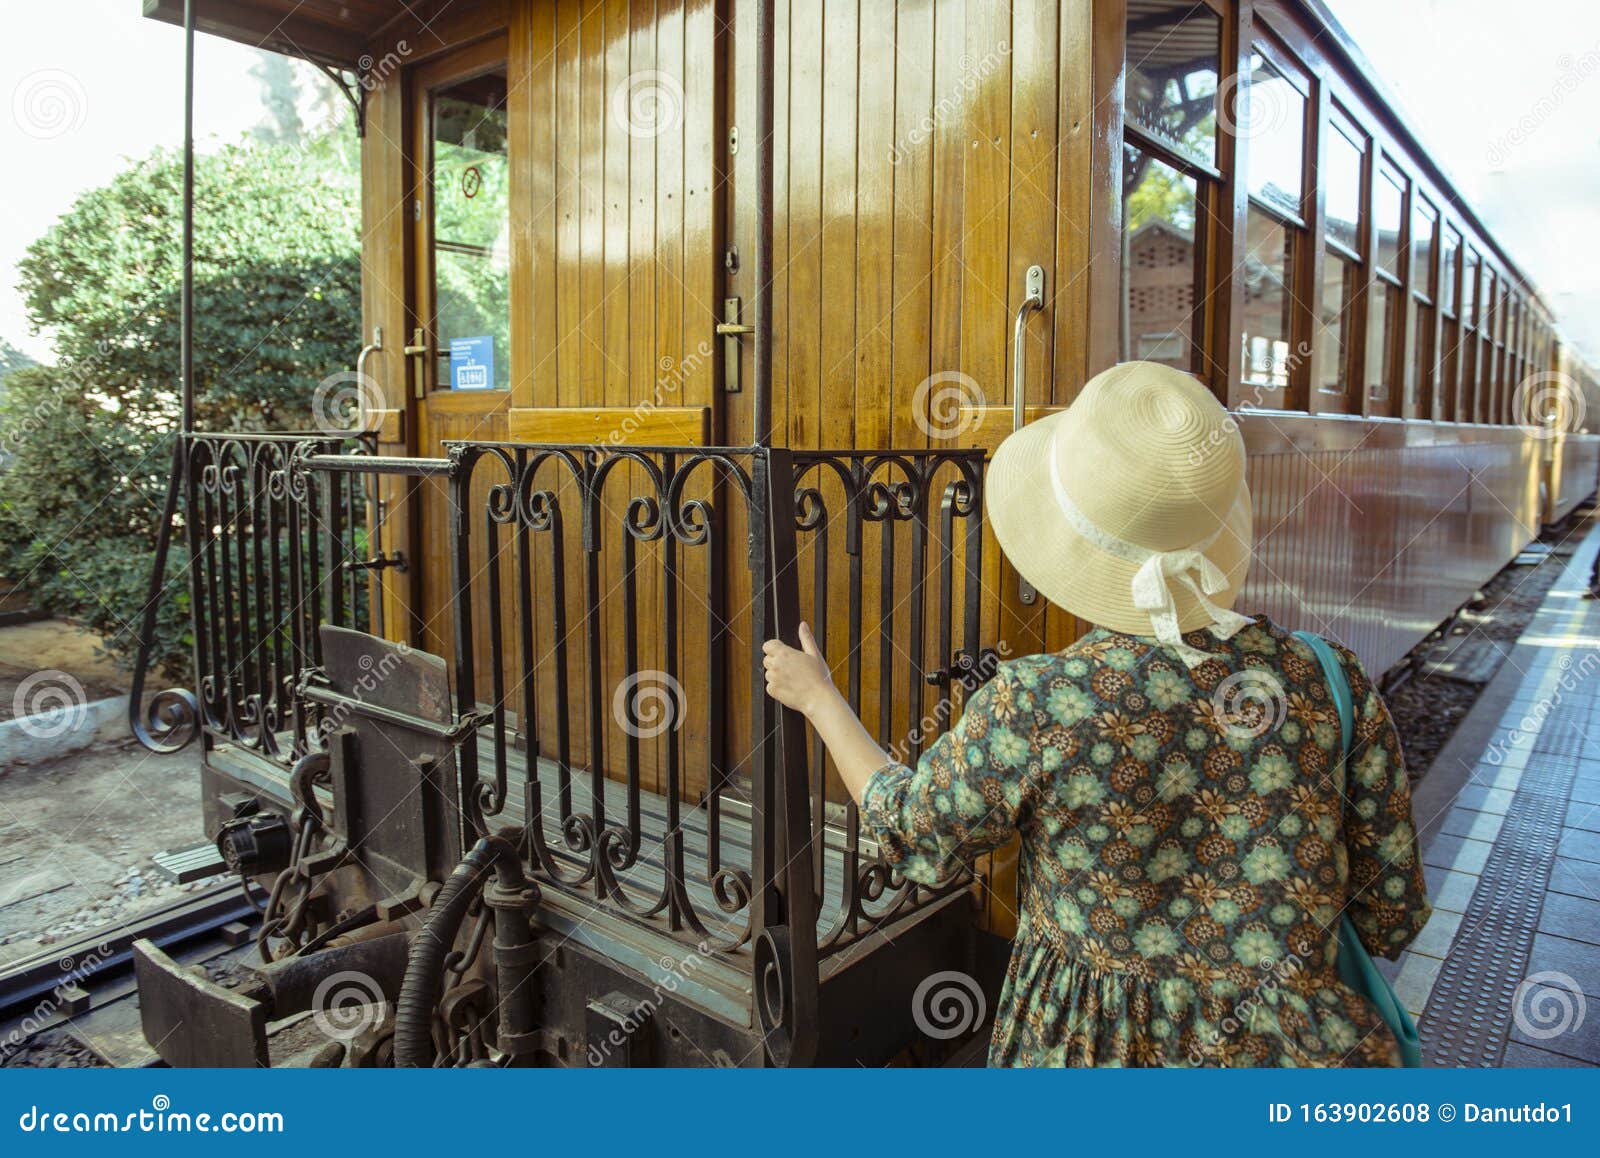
[862,616,1431,1067]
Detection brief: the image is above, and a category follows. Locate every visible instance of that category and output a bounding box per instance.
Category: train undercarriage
[128,435,1009,1066]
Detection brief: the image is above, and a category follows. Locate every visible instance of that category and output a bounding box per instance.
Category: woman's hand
[762,622,839,720]
[764,622,893,803]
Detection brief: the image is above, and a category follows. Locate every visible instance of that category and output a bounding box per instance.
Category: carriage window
[1125,1,1221,168]
[430,69,510,390]
[1461,249,1481,419]
[1408,197,1439,418]
[1324,117,1364,255]
[1243,52,1306,221]
[1318,253,1357,393]
[1483,272,1497,418]
[1240,209,1297,392]
[1463,248,1479,324]
[1366,282,1401,403]
[1440,225,1461,317]
[1238,43,1308,400]
[1411,301,1436,419]
[1438,225,1463,418]
[1319,110,1365,405]
[1375,165,1406,278]
[1122,143,1202,371]
[1413,197,1438,302]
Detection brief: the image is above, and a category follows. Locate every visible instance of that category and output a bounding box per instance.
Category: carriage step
[152,843,229,883]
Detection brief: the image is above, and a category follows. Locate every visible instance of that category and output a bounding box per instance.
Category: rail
[131,432,992,1050]
[130,430,388,767]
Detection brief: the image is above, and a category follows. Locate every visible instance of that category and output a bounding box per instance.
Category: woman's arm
[769,627,1042,885]
[1336,646,1432,958]
[762,623,888,803]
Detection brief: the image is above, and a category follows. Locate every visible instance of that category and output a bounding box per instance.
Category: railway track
[0,881,262,1067]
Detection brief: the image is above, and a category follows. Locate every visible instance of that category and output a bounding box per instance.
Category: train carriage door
[409,36,511,657]
[406,8,731,659]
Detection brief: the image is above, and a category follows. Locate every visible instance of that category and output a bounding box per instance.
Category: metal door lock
[716,297,755,393]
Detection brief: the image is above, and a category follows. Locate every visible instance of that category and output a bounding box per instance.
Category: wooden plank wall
[756,0,1117,678]
[354,0,1116,928]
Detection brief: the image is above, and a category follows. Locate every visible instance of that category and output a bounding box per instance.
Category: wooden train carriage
[1543,350,1600,526]
[131,0,1598,1066]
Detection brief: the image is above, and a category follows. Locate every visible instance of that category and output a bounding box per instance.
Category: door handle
[404,327,429,399]
[1012,264,1047,605]
[716,297,754,393]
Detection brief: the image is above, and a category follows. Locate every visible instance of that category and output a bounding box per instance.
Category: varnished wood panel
[506,405,709,444]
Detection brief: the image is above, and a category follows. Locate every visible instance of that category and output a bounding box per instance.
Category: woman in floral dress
[763,363,1431,1066]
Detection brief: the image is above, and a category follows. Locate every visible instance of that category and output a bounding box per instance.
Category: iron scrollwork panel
[790,450,987,956]
[137,431,382,766]
[448,442,784,956]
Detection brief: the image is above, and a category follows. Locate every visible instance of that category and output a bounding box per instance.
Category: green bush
[0,134,362,677]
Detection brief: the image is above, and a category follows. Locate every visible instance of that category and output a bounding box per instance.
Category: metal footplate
[152,842,230,883]
[133,939,269,1067]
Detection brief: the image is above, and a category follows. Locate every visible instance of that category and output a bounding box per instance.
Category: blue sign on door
[449,335,494,390]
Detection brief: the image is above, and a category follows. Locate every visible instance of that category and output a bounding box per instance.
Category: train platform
[1387,512,1600,1067]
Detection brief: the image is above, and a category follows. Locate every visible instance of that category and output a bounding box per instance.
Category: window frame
[1119,0,1233,384]
[1363,157,1409,412]
[1461,248,1482,421]
[1407,194,1439,419]
[1235,28,1314,407]
[1437,223,1463,419]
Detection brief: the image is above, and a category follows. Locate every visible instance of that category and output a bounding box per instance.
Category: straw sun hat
[986,361,1253,667]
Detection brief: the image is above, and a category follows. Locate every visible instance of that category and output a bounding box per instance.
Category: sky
[0,0,337,363]
[1324,0,1600,367]
[1,0,1597,368]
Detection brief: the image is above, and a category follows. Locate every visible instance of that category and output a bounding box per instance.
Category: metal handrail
[1011,264,1046,604]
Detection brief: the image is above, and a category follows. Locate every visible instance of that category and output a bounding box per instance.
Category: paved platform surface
[1395,513,1600,1067]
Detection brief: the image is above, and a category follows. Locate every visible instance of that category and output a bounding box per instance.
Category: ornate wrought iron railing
[790,450,989,955]
[133,433,991,1054]
[131,430,390,764]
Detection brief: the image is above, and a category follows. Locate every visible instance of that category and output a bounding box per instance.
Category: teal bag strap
[1292,630,1422,1068]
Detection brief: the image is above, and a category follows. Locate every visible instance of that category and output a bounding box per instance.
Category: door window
[430,69,510,391]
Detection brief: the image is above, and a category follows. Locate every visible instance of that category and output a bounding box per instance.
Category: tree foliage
[0,135,361,675]
[18,134,361,431]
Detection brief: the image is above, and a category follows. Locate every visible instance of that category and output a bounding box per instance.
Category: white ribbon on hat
[1049,453,1250,667]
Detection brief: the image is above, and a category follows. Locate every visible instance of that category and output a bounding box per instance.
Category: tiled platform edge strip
[1415,530,1594,1066]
